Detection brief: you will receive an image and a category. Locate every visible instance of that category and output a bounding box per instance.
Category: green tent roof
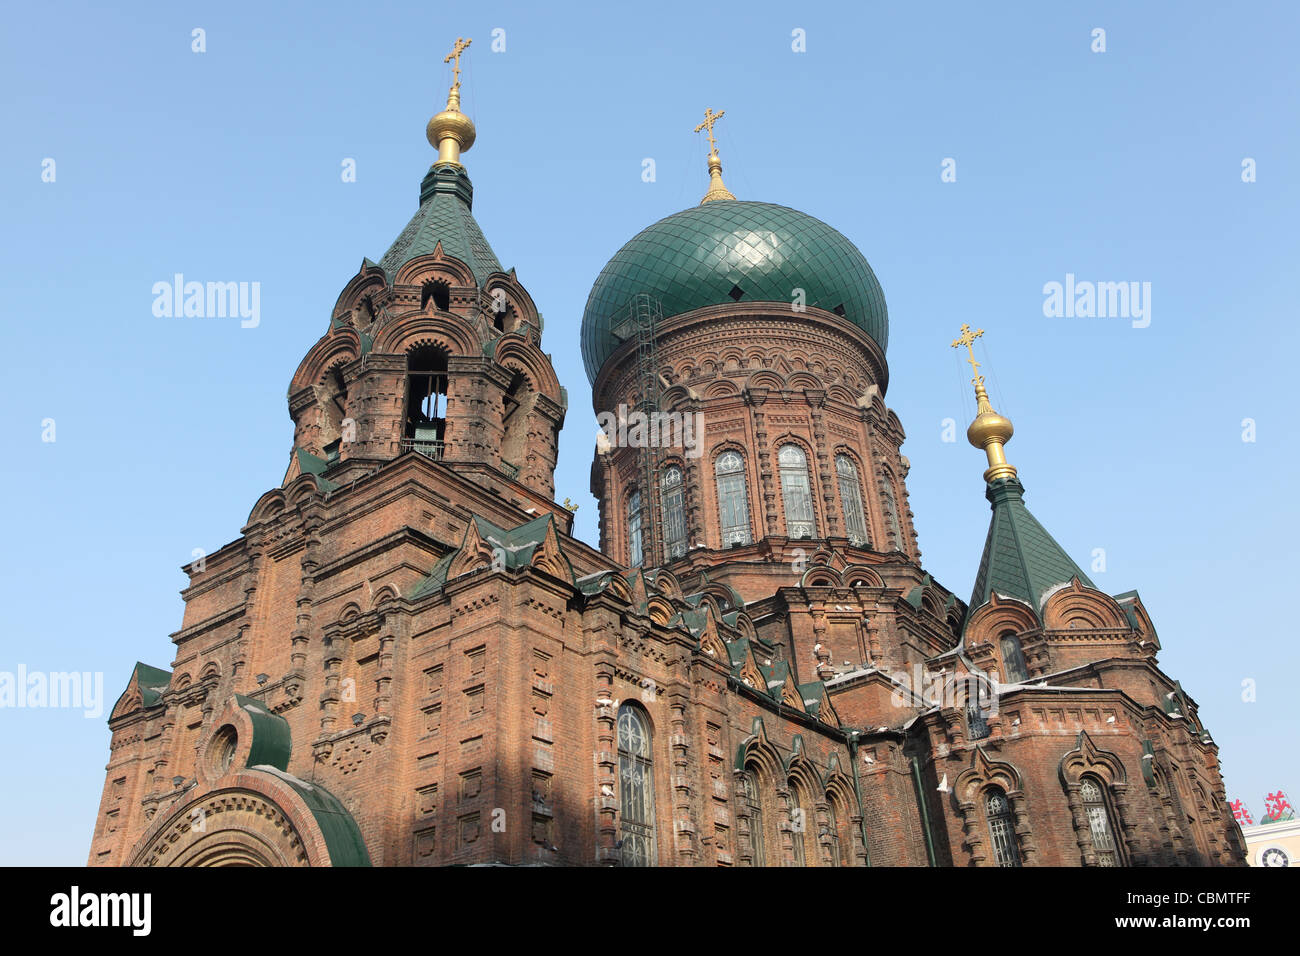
[378,165,502,286]
[580,200,888,383]
[968,477,1094,614]
[409,512,572,599]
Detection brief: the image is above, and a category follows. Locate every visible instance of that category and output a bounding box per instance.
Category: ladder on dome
[611,293,666,570]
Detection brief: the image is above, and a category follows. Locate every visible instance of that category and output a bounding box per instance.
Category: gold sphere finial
[428,37,476,168]
[951,324,1018,482]
[694,108,736,204]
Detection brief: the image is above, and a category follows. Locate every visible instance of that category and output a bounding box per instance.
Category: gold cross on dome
[444,37,472,90]
[951,323,985,385]
[694,108,726,155]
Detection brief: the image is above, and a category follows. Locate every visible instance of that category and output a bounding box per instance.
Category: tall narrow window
[967,699,992,740]
[825,798,841,867]
[1080,777,1120,866]
[617,705,656,866]
[714,451,752,546]
[835,454,869,546]
[500,370,527,475]
[788,784,807,867]
[660,465,687,561]
[778,444,816,538]
[626,490,644,568]
[985,787,1021,867]
[1000,632,1028,683]
[741,769,765,866]
[880,478,903,548]
[404,346,448,459]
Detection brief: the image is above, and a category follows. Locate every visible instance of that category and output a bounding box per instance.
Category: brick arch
[745,369,786,391]
[703,378,740,399]
[735,720,783,776]
[718,347,745,369]
[1059,731,1138,866]
[645,595,675,626]
[493,336,562,400]
[826,384,857,405]
[1058,731,1127,787]
[371,314,477,357]
[370,585,398,608]
[671,357,697,381]
[842,564,884,589]
[645,568,683,600]
[290,329,361,396]
[728,610,759,644]
[953,746,1037,866]
[918,585,945,620]
[963,593,1040,646]
[328,265,387,328]
[1042,580,1127,630]
[391,250,477,288]
[483,272,540,329]
[127,770,354,868]
[286,474,321,507]
[246,488,288,525]
[800,566,840,588]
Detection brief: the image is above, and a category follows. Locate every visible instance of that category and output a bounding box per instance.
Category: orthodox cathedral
[88,43,1245,867]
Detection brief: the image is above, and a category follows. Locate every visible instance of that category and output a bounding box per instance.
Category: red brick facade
[87,160,1245,869]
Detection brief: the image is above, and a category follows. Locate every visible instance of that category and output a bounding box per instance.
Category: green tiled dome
[581,200,888,383]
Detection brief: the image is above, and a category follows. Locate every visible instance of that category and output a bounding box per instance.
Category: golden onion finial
[694,107,736,204]
[427,37,476,168]
[951,323,1017,482]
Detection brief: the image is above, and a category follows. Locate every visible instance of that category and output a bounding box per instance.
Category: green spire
[378,165,502,286]
[968,477,1094,613]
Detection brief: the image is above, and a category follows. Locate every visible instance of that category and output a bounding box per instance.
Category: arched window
[880,478,903,548]
[617,705,656,866]
[985,787,1021,867]
[1080,776,1120,866]
[660,465,687,561]
[1000,632,1028,683]
[835,454,869,546]
[778,444,816,538]
[714,451,752,546]
[740,768,766,866]
[404,346,449,458]
[626,490,644,568]
[788,783,807,866]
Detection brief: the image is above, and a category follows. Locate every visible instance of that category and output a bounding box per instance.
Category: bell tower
[286,39,565,499]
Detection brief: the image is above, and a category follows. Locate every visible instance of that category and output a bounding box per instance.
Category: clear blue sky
[2,0,1296,864]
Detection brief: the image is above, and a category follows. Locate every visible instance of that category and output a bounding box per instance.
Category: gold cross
[951,323,985,385]
[694,108,726,155]
[444,37,472,91]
